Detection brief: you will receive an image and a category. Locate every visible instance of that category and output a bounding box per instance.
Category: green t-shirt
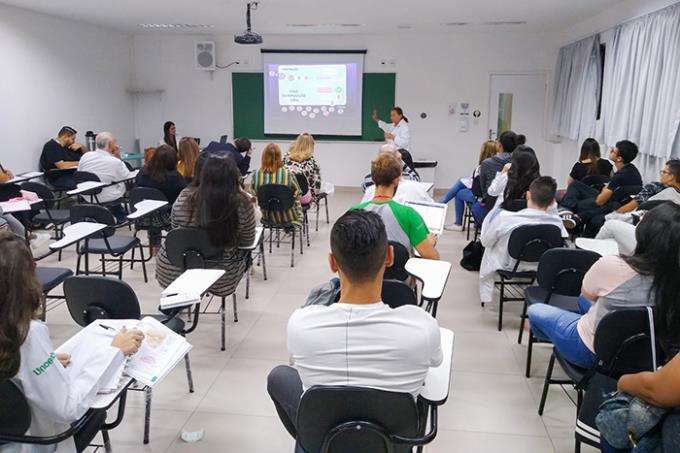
[351,200,429,250]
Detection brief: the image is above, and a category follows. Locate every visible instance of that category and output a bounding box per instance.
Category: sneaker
[444,224,464,232]
[562,215,578,230]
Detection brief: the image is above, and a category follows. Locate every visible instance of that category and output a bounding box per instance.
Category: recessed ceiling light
[397,24,412,29]
[440,22,469,26]
[138,23,215,29]
[481,20,527,26]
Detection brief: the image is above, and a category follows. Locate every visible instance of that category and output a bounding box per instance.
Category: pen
[99,323,119,333]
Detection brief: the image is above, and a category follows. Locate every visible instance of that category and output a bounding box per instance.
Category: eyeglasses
[660,170,672,175]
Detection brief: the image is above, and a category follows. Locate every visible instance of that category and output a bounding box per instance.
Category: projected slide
[263,52,364,136]
[278,65,347,107]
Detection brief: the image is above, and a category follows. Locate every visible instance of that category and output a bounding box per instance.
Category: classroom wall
[130,31,560,188]
[0,3,135,173]
[547,0,680,185]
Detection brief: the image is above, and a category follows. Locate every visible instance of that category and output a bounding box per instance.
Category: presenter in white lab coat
[0,232,144,453]
[372,106,411,150]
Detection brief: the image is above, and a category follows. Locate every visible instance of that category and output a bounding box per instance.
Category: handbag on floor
[460,240,484,271]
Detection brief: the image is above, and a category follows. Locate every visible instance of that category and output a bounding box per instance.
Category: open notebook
[404,200,448,235]
[57,317,192,392]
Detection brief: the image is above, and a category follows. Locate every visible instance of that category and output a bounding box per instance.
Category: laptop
[219,134,228,144]
[404,200,448,235]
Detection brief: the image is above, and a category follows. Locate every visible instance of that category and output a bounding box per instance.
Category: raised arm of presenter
[372,107,410,150]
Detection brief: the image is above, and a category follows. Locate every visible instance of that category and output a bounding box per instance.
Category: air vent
[138,23,215,29]
[440,22,469,26]
[286,23,365,28]
[286,23,317,27]
[397,24,412,29]
[481,21,527,26]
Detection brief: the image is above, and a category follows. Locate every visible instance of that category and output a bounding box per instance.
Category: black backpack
[460,240,484,271]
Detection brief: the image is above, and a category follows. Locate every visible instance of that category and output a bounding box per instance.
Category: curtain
[549,35,602,142]
[601,3,680,159]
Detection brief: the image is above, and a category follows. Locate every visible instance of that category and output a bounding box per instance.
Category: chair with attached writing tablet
[257,184,304,267]
[293,173,312,247]
[21,181,71,247]
[384,241,410,282]
[127,187,169,256]
[0,380,111,452]
[165,227,244,350]
[35,266,73,321]
[73,171,126,208]
[69,204,148,281]
[293,328,454,453]
[63,275,194,445]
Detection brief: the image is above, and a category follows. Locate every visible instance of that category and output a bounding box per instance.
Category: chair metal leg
[139,244,148,283]
[324,197,329,224]
[118,255,123,280]
[538,352,556,416]
[102,429,112,453]
[184,351,195,393]
[299,228,304,255]
[315,203,320,232]
[305,213,310,247]
[232,293,238,323]
[245,257,251,300]
[518,300,528,344]
[76,250,82,275]
[525,334,534,378]
[130,244,135,270]
[498,279,505,331]
[260,240,268,280]
[143,387,152,444]
[290,230,295,267]
[268,227,273,253]
[220,297,226,351]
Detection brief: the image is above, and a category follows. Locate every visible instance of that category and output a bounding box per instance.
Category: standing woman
[161,121,178,151]
[283,133,322,204]
[0,231,143,453]
[372,106,410,151]
[177,137,200,182]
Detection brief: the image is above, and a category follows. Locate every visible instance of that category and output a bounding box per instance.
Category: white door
[488,73,548,143]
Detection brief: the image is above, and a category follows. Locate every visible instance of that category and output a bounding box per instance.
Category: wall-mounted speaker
[195,41,215,70]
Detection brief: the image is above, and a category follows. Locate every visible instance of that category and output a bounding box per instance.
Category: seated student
[485,145,540,211]
[0,231,144,452]
[77,132,132,222]
[40,126,87,190]
[135,145,187,204]
[560,140,642,220]
[250,143,303,227]
[352,152,439,260]
[177,137,200,182]
[567,138,613,185]
[473,130,519,224]
[439,140,497,231]
[203,137,253,176]
[479,177,567,306]
[527,204,680,369]
[156,155,256,296]
[283,133,322,205]
[615,159,680,214]
[361,144,419,192]
[0,163,21,202]
[267,210,442,437]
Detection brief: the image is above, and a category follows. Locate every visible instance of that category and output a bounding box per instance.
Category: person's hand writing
[56,352,71,368]
[111,329,145,356]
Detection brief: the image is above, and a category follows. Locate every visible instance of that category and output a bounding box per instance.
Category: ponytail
[392,107,408,123]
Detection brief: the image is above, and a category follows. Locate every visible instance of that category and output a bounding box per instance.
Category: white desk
[127,199,168,220]
[239,226,264,251]
[575,237,619,257]
[3,171,44,185]
[115,169,139,183]
[419,182,434,194]
[49,222,108,250]
[67,181,106,196]
[405,258,452,301]
[162,269,226,297]
[421,328,454,404]
[0,199,42,214]
[92,377,134,409]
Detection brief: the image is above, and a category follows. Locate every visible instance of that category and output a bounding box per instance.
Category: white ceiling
[1,0,624,35]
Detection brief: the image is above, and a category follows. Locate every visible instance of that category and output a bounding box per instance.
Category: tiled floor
[37,187,596,453]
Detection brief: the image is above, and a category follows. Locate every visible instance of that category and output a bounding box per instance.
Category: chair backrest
[0,380,31,440]
[611,185,643,204]
[507,224,563,266]
[294,173,310,196]
[69,204,116,237]
[73,171,104,196]
[593,307,661,379]
[296,386,420,453]
[536,248,601,298]
[63,276,141,326]
[381,279,418,309]
[128,186,168,206]
[581,174,610,190]
[20,181,56,208]
[257,184,296,226]
[384,241,410,281]
[165,227,224,270]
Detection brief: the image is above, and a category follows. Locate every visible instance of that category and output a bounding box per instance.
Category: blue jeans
[471,200,490,225]
[439,180,476,225]
[527,300,598,369]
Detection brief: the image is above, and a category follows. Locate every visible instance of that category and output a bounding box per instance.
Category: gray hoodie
[479,152,512,202]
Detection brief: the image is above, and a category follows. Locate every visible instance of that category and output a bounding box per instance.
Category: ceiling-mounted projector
[235,2,262,45]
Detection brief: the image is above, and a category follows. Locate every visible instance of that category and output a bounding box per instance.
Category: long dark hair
[193,155,244,248]
[578,138,601,176]
[392,106,408,123]
[191,151,211,187]
[624,204,680,353]
[146,144,178,183]
[0,232,42,381]
[163,121,177,150]
[501,146,540,210]
[398,148,419,177]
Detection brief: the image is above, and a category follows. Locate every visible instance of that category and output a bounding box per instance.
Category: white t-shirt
[362,179,433,204]
[77,149,132,203]
[287,302,442,397]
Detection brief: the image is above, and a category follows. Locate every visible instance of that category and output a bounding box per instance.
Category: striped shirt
[250,167,303,226]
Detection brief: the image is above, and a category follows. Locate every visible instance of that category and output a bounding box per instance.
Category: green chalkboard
[232,72,396,141]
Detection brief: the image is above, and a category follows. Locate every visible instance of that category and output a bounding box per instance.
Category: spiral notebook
[57,317,192,391]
